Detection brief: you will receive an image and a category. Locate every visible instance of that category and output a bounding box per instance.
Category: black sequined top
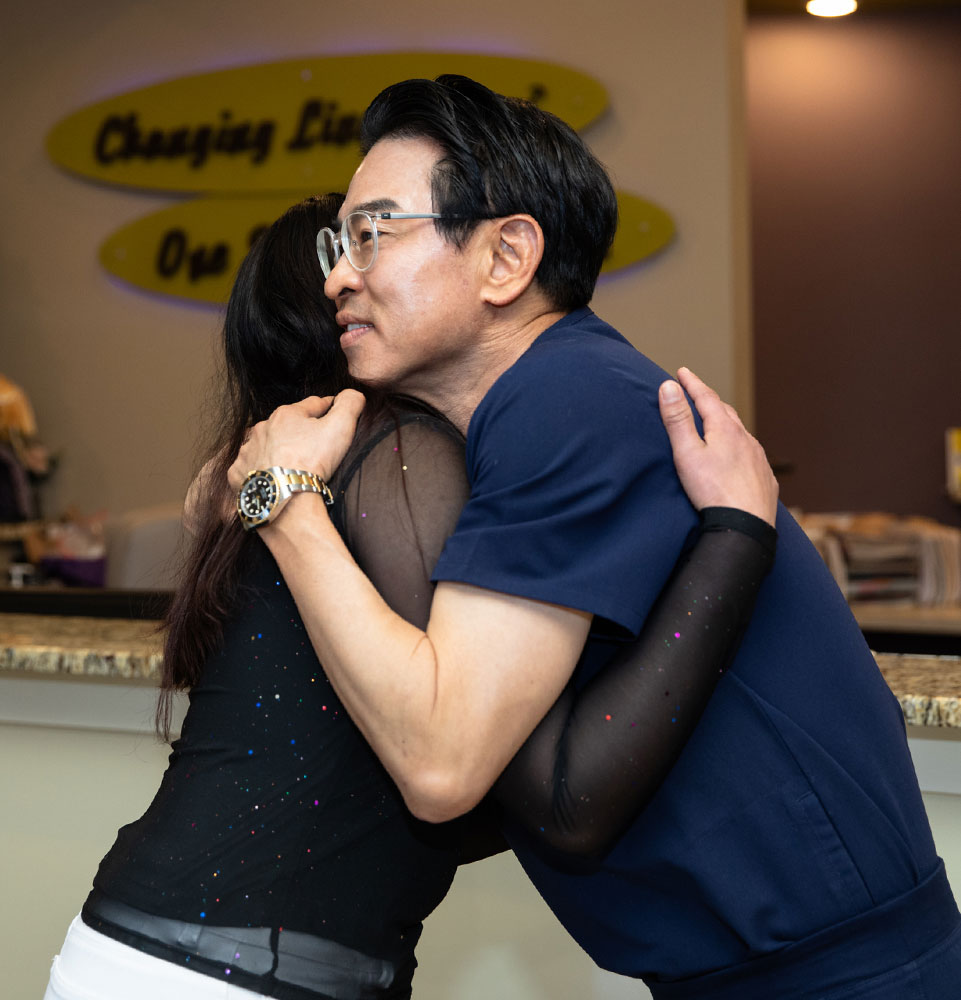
[84,410,472,1000]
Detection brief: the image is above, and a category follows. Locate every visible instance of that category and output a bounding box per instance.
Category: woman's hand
[659,367,778,527]
[227,389,366,493]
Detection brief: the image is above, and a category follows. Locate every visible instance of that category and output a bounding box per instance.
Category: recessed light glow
[806,0,858,15]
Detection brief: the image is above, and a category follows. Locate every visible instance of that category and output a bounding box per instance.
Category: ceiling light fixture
[806,0,858,15]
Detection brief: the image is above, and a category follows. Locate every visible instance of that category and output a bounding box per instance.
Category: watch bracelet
[281,468,335,506]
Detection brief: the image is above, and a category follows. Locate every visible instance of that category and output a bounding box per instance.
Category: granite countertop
[875,652,961,728]
[0,612,163,682]
[2,613,960,728]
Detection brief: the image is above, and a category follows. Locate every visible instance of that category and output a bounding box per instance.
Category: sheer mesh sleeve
[338,413,470,632]
[491,508,777,859]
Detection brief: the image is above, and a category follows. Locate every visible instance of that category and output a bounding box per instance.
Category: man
[230,77,960,997]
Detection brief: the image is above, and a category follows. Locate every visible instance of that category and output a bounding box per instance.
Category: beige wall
[1,0,749,522]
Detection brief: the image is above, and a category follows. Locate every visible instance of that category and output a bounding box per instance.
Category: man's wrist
[257,488,345,564]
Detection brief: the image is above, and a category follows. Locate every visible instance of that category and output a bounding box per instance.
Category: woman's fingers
[658,377,702,454]
[660,369,778,526]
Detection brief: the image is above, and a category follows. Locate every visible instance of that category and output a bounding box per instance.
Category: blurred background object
[0,372,53,524]
[796,510,961,605]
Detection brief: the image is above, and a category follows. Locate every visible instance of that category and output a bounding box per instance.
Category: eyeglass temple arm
[375,212,444,220]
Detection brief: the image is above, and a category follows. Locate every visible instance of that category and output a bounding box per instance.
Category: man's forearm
[261,495,444,791]
[259,492,589,822]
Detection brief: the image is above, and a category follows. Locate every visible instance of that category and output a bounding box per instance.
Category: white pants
[44,915,270,1000]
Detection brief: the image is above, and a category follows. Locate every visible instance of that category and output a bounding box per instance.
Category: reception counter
[2,612,960,1000]
[1,610,959,729]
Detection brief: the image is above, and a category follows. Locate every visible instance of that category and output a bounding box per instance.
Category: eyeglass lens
[344,213,377,271]
[318,213,378,277]
[318,229,339,278]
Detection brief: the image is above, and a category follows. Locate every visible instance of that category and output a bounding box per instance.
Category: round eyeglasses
[317,211,449,278]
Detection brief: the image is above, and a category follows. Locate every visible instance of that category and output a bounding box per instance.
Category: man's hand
[227,390,366,492]
[659,367,778,527]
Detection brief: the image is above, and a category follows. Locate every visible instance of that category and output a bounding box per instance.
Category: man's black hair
[360,75,618,313]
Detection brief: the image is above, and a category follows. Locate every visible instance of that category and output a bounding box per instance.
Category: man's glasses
[317,211,451,278]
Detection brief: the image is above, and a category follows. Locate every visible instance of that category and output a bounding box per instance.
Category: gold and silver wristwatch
[237,466,334,530]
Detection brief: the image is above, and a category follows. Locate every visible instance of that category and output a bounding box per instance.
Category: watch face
[239,471,278,521]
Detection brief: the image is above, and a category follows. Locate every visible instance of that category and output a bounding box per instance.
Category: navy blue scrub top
[432,309,945,985]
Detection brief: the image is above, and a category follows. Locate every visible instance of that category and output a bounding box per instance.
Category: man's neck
[417,308,568,435]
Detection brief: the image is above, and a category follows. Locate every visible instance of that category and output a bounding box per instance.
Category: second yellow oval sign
[99,192,674,305]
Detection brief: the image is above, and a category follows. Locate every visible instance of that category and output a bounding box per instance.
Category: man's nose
[324,253,363,302]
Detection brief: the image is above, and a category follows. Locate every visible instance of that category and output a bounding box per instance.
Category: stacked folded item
[793,511,961,606]
[912,517,961,605]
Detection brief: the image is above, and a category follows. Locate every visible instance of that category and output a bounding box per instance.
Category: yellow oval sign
[100,196,297,304]
[99,192,674,306]
[605,191,676,274]
[48,54,608,195]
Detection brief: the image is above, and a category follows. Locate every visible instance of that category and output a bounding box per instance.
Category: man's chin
[346,358,417,397]
[349,371,394,391]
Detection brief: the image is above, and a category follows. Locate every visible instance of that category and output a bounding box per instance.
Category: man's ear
[482,215,544,307]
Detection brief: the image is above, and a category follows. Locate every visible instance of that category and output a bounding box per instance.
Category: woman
[44,196,777,1000]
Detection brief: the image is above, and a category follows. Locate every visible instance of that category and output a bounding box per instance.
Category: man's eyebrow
[334,198,401,227]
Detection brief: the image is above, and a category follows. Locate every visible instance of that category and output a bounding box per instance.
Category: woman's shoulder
[363,399,465,479]
[334,396,464,487]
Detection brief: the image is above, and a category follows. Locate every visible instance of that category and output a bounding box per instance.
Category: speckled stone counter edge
[0,644,163,681]
[1,615,959,727]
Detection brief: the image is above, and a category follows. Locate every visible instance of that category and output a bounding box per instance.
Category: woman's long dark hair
[157,195,367,737]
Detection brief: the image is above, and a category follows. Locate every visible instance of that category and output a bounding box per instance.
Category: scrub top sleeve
[432,350,699,635]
